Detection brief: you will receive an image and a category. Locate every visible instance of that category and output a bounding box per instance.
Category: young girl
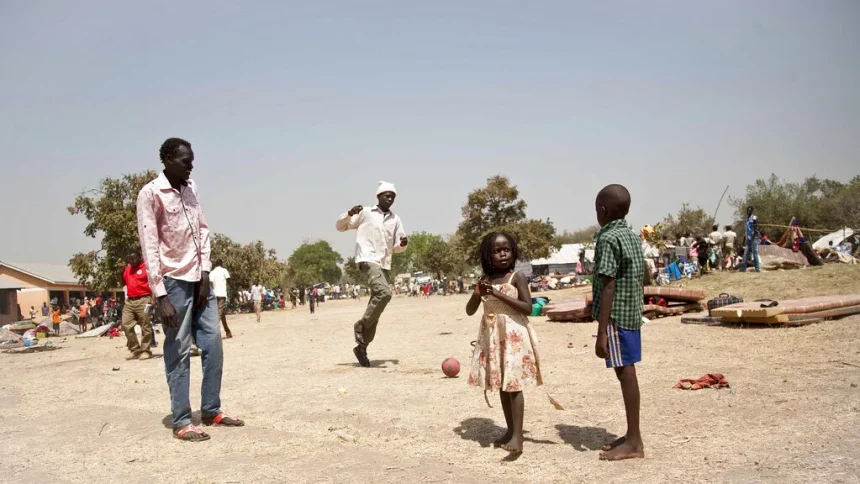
[466,232,544,454]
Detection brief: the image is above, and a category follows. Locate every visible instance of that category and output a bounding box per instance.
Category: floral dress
[468,272,543,393]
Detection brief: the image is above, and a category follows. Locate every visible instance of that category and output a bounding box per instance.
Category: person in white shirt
[336,181,408,367]
[708,225,724,271]
[250,283,263,323]
[209,259,232,338]
[722,225,738,268]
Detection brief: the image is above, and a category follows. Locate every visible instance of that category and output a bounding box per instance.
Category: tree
[342,257,364,284]
[661,204,712,240]
[729,175,860,237]
[416,236,470,280]
[390,231,444,276]
[455,175,558,265]
[554,225,600,245]
[210,233,288,299]
[287,240,343,285]
[68,170,158,290]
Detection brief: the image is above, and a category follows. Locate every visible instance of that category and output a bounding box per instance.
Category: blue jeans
[740,238,760,272]
[163,277,223,428]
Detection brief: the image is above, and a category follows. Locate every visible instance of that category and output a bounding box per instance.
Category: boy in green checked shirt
[592,184,646,461]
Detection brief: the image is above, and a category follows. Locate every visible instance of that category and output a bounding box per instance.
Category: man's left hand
[194,271,210,313]
[400,236,408,247]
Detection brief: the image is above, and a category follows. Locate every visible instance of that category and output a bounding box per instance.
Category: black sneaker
[353,345,371,367]
[353,322,366,346]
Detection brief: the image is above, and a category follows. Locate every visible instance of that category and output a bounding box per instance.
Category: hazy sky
[2,1,858,264]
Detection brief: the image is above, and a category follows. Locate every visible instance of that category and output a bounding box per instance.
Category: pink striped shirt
[136,172,211,297]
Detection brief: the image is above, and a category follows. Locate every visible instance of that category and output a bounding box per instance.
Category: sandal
[173,424,210,441]
[202,412,245,427]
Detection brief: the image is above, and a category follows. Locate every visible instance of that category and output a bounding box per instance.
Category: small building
[0,261,117,315]
[0,276,25,325]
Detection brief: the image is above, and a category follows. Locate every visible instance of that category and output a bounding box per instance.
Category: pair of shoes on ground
[172,413,245,442]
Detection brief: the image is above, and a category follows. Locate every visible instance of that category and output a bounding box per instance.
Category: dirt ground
[2,266,860,484]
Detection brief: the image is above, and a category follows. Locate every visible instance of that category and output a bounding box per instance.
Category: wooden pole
[711,185,730,224]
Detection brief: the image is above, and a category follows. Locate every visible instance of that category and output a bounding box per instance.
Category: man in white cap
[336,181,408,367]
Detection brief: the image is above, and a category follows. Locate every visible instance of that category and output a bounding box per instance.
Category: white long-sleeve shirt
[336,206,407,270]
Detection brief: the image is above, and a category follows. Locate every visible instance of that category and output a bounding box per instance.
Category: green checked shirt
[592,219,645,330]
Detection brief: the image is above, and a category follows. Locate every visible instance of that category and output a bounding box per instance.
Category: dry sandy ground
[2,269,860,484]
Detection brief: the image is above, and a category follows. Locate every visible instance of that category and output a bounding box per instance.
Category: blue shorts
[605,323,641,368]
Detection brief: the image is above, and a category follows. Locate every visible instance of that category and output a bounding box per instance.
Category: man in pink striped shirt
[137,137,244,441]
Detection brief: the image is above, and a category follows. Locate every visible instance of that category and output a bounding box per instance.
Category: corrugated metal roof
[0,275,25,290]
[0,261,81,285]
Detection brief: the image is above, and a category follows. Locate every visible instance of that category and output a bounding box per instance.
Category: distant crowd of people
[393,276,467,298]
[639,206,765,279]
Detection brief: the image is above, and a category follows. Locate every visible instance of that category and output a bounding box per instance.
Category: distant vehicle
[412,272,431,284]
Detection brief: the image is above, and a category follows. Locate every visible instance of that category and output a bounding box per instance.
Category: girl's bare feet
[599,440,644,461]
[493,430,512,447]
[601,436,626,452]
[501,434,523,453]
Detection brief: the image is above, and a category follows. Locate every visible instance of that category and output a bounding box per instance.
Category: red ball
[442,357,460,377]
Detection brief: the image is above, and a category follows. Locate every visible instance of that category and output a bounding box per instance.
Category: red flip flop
[173,424,210,441]
[202,412,245,427]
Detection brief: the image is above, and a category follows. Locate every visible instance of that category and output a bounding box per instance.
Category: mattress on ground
[643,303,703,317]
[758,244,809,270]
[544,299,592,321]
[584,286,706,305]
[711,295,860,318]
[75,324,112,338]
[643,286,706,302]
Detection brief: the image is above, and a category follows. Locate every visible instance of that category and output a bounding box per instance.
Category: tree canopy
[729,175,860,236]
[342,257,364,284]
[660,204,713,240]
[455,175,558,266]
[210,233,288,299]
[287,240,343,286]
[390,231,444,276]
[68,170,158,290]
[416,234,469,279]
[554,225,600,245]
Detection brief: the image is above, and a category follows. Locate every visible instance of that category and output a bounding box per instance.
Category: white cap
[376,181,397,196]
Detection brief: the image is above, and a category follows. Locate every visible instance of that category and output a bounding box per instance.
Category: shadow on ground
[162,411,203,429]
[336,359,400,368]
[3,345,62,355]
[555,424,619,452]
[454,417,560,447]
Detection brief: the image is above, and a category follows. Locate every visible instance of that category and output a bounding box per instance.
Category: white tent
[529,244,594,275]
[812,228,855,250]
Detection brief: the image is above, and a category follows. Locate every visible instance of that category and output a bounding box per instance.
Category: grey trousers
[122,296,152,355]
[355,262,392,347]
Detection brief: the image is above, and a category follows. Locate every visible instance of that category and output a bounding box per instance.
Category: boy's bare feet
[493,430,512,447]
[501,434,523,453]
[601,436,626,452]
[599,439,644,461]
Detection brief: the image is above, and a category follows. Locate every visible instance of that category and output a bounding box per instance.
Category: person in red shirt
[122,250,154,360]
